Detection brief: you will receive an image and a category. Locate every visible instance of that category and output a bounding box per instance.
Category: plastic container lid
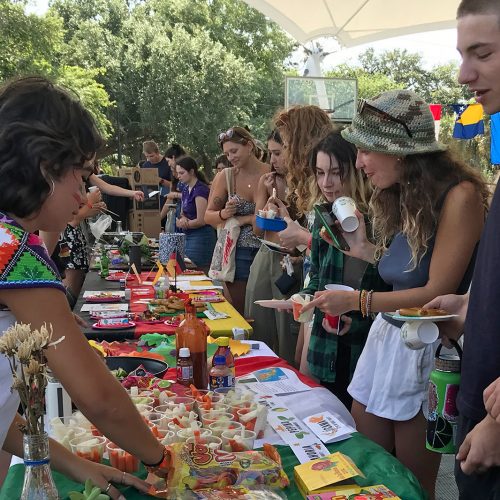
[213,355,226,365]
[179,347,191,357]
[217,336,230,347]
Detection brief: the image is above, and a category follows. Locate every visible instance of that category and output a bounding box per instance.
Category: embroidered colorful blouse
[0,213,65,294]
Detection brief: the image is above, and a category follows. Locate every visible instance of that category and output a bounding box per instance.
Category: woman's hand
[87,189,102,205]
[266,197,290,219]
[301,290,357,317]
[322,315,352,336]
[68,458,151,500]
[321,210,375,262]
[277,222,309,251]
[176,217,189,230]
[262,172,276,196]
[221,197,238,220]
[423,293,468,348]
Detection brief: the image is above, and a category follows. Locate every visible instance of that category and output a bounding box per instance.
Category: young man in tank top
[425,1,500,497]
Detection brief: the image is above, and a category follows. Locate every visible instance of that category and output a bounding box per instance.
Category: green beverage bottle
[99,247,110,278]
[426,341,462,454]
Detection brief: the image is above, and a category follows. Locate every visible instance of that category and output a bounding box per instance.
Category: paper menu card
[294,452,364,497]
[83,291,125,297]
[306,484,401,499]
[303,411,355,444]
[80,303,128,312]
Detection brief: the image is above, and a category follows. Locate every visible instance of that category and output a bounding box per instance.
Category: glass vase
[21,432,59,500]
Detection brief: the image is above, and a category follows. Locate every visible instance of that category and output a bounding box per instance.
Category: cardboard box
[128,210,161,238]
[133,185,161,211]
[118,167,159,188]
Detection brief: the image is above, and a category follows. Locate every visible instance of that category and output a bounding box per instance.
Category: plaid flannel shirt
[302,216,391,383]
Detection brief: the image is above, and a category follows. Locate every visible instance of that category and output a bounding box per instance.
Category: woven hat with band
[341,90,447,156]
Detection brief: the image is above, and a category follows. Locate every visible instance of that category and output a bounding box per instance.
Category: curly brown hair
[274,106,335,214]
[370,150,490,268]
[0,76,103,219]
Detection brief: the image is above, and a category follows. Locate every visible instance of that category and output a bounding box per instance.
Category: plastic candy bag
[89,214,112,241]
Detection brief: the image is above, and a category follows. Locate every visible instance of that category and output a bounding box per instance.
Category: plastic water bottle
[426,341,462,454]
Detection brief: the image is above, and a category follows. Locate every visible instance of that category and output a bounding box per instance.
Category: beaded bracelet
[358,289,364,315]
[366,290,374,317]
[359,289,368,318]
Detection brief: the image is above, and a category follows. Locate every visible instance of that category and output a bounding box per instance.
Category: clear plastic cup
[70,435,106,463]
[226,401,254,421]
[166,412,199,432]
[208,420,244,438]
[201,411,233,428]
[148,411,169,431]
[136,404,153,418]
[237,404,268,438]
[176,427,212,443]
[221,429,256,452]
[131,395,155,406]
[107,442,139,473]
[166,396,195,413]
[186,435,222,450]
[50,422,89,450]
[159,431,176,446]
[291,293,314,323]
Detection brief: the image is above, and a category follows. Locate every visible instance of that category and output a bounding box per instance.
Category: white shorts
[348,314,437,421]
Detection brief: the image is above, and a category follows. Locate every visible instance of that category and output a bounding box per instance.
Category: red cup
[325,314,340,329]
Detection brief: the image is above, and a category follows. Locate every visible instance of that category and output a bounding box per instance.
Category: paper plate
[254,299,292,309]
[388,312,458,323]
[105,274,134,282]
[92,321,136,330]
[85,296,122,303]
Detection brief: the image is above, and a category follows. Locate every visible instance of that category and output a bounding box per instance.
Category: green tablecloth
[0,433,427,499]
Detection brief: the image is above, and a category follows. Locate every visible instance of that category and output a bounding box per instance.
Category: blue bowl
[256,215,287,232]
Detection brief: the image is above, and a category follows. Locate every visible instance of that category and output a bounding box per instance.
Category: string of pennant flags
[428,103,500,164]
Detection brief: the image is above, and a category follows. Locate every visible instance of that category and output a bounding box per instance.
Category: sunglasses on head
[217,127,249,145]
[357,99,413,138]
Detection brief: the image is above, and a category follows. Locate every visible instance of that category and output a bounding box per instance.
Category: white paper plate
[388,312,458,322]
[254,299,292,309]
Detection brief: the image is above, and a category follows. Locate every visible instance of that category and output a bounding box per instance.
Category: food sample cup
[400,320,439,350]
[107,442,139,473]
[332,196,358,232]
[70,436,106,463]
[221,429,256,452]
[136,404,153,419]
[186,435,222,450]
[148,411,169,431]
[323,284,354,329]
[208,420,244,438]
[166,396,195,413]
[159,431,176,446]
[291,293,314,323]
[131,396,155,407]
[166,412,199,432]
[201,411,233,428]
[176,427,212,443]
[237,404,267,438]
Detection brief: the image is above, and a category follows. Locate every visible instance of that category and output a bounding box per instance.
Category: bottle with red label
[212,336,235,385]
[176,347,193,386]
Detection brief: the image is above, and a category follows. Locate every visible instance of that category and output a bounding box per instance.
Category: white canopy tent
[242,0,458,47]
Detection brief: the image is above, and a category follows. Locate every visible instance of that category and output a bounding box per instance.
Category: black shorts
[455,414,500,499]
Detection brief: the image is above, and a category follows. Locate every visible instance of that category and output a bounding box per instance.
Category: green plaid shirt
[302,217,391,382]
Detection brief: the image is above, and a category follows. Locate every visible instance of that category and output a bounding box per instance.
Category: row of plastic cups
[184,429,256,452]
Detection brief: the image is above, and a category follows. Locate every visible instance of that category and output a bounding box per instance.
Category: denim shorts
[234,247,259,281]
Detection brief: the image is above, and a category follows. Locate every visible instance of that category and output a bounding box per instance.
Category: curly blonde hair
[274,106,335,214]
[371,150,490,268]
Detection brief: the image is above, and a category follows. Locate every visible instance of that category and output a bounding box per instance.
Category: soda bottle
[426,340,462,454]
[175,300,208,389]
[99,247,109,278]
[212,336,235,386]
[176,347,193,386]
[209,355,232,391]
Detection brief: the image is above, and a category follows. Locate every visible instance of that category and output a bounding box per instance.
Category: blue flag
[452,103,484,139]
[491,113,500,164]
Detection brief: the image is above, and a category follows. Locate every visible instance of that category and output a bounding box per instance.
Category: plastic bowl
[255,215,287,232]
[104,356,169,378]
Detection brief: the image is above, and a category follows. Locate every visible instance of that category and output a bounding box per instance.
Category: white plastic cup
[88,186,99,193]
[400,320,439,350]
[332,197,358,232]
[186,435,222,450]
[221,429,256,452]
